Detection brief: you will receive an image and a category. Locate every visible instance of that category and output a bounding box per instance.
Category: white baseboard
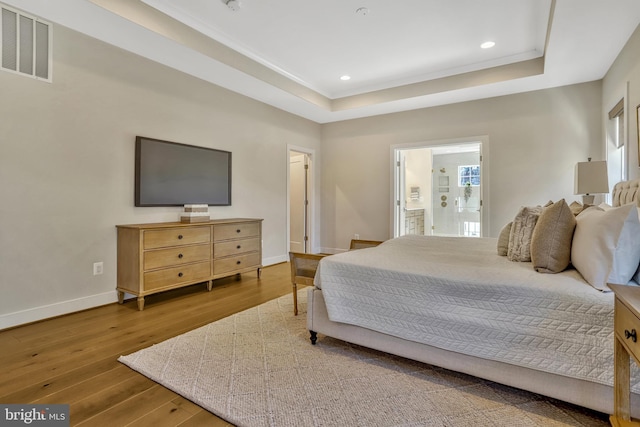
[0,291,117,330]
[263,254,288,266]
[320,247,347,255]
[1,255,293,330]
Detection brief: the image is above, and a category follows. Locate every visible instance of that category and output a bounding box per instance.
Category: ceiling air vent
[1,4,51,81]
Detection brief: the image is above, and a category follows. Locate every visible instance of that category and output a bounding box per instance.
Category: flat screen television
[135,136,232,206]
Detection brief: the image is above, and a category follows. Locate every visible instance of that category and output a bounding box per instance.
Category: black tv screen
[135,136,232,206]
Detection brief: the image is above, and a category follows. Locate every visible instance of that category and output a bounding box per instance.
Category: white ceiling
[4,0,640,123]
[142,0,550,99]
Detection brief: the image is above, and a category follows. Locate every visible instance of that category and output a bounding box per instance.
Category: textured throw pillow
[507,206,543,262]
[530,199,576,273]
[497,222,512,256]
[569,201,585,216]
[571,204,640,290]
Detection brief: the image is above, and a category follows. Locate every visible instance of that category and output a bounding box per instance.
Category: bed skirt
[307,287,640,416]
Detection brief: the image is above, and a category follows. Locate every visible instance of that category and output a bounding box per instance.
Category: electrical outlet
[93,261,104,276]
[354,234,360,239]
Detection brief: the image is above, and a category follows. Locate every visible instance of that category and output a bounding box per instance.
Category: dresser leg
[614,337,632,421]
[117,291,124,304]
[207,280,213,291]
[137,297,145,311]
[257,267,262,279]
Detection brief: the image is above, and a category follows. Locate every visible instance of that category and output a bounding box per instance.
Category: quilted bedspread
[315,235,639,390]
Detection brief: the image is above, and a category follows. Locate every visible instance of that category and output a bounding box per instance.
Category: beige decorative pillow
[497,222,512,256]
[531,199,576,273]
[569,201,585,216]
[507,206,543,262]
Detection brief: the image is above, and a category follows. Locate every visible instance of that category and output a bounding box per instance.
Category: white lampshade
[574,160,609,204]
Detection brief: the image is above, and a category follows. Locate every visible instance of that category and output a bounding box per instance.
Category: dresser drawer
[117,219,262,310]
[214,237,260,258]
[143,261,211,290]
[214,222,260,242]
[144,227,210,249]
[615,298,640,359]
[214,253,261,275]
[144,244,210,271]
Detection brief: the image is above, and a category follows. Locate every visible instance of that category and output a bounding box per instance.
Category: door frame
[390,135,490,238]
[287,145,317,254]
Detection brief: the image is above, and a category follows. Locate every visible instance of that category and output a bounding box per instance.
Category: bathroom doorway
[392,139,485,238]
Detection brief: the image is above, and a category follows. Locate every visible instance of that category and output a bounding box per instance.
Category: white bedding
[315,234,639,390]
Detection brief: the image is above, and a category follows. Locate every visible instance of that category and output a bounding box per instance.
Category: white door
[394,150,407,237]
[289,152,309,253]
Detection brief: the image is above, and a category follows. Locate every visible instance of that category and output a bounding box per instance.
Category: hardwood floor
[0,262,294,426]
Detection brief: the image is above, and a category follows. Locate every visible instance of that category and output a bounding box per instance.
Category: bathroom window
[458,165,480,186]
[606,98,626,205]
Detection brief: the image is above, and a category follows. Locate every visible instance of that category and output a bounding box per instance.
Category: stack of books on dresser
[180,204,210,223]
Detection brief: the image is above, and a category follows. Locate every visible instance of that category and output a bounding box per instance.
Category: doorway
[392,139,485,238]
[289,149,313,253]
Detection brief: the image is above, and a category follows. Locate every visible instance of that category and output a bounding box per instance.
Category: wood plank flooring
[0,262,294,426]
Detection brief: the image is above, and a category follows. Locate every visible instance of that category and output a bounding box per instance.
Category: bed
[307,179,640,416]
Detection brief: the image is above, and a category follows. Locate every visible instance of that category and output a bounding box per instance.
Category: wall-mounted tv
[135,136,232,207]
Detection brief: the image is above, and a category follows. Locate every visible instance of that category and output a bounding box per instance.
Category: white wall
[404,148,432,214]
[321,81,603,250]
[0,25,321,328]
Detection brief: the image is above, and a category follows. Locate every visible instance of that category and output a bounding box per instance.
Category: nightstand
[609,284,640,427]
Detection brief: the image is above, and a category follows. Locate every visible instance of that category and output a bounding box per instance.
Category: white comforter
[315,235,639,390]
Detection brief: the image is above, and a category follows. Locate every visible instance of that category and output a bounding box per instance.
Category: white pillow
[571,204,640,290]
[635,204,640,283]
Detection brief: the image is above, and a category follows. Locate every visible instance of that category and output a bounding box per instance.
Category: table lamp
[574,158,609,205]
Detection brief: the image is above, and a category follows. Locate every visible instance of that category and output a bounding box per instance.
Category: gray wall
[2,19,639,328]
[0,26,321,327]
[320,81,603,250]
[603,24,640,179]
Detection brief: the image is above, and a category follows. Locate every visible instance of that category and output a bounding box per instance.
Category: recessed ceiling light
[480,41,495,49]
[340,75,351,81]
[223,0,240,11]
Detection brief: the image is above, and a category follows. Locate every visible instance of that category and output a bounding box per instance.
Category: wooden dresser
[610,284,640,426]
[116,218,262,310]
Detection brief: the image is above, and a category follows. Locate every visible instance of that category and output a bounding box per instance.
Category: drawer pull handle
[178,253,183,259]
[237,245,241,249]
[236,229,241,233]
[236,260,241,265]
[178,272,183,278]
[178,234,183,240]
[625,329,637,342]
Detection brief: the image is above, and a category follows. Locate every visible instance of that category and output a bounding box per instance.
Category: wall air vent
[1,4,51,81]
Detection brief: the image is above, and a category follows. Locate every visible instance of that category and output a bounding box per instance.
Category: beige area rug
[119,291,609,427]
